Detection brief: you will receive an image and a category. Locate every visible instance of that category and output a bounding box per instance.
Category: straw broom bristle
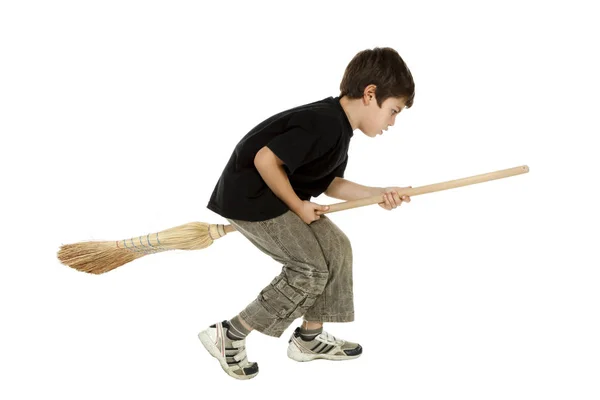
[57,222,232,275]
[57,241,145,275]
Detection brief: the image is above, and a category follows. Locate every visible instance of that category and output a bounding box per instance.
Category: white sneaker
[198,320,259,380]
[287,327,363,362]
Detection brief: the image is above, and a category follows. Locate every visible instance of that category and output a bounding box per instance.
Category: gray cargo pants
[226,210,354,338]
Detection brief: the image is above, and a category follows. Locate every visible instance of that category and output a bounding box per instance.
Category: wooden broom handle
[324,165,529,214]
[221,165,528,233]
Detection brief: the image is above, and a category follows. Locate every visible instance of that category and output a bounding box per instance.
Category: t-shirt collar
[332,96,354,138]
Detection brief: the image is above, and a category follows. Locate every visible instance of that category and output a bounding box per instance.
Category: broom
[57,165,529,275]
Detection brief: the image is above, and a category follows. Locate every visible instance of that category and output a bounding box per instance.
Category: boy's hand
[378,186,412,210]
[294,200,330,224]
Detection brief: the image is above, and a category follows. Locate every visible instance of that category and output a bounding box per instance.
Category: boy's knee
[338,232,352,255]
[325,232,352,268]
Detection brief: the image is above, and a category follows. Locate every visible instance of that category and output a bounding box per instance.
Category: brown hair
[339,47,415,108]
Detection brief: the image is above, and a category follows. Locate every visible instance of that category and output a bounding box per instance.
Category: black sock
[225,315,251,341]
[300,325,323,341]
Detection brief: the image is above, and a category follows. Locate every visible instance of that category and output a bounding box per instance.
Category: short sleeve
[315,156,349,198]
[267,128,337,174]
[332,156,348,178]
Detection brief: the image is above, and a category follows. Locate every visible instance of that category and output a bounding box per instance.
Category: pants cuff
[239,309,291,338]
[302,313,355,323]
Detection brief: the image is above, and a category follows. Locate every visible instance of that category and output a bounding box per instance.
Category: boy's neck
[338,95,362,132]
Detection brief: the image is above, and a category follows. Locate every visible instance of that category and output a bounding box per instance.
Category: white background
[1,0,599,399]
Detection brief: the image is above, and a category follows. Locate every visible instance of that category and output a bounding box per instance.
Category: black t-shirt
[207,96,353,222]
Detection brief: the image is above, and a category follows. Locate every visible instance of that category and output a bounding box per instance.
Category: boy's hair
[339,47,415,108]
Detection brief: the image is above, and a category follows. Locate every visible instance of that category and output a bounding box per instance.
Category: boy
[199,47,415,380]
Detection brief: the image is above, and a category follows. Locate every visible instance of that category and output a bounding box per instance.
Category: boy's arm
[254,146,304,214]
[324,177,383,201]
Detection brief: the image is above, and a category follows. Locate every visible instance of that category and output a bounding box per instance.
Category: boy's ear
[363,84,377,104]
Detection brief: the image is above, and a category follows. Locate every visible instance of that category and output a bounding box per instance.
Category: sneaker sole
[287,347,362,362]
[198,330,258,380]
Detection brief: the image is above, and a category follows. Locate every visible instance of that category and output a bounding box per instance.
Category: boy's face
[362,95,407,137]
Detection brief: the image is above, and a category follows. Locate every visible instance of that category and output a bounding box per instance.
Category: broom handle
[324,165,529,214]
[222,165,528,233]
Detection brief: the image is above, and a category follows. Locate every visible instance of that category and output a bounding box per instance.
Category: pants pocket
[258,276,306,319]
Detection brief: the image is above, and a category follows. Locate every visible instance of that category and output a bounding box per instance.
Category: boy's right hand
[293,200,330,224]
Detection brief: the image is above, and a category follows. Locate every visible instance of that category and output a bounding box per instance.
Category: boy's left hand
[378,186,412,210]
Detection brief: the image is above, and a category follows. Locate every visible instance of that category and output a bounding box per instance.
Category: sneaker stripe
[314,342,328,353]
[212,324,221,355]
[311,342,323,352]
[319,345,334,354]
[217,323,225,357]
